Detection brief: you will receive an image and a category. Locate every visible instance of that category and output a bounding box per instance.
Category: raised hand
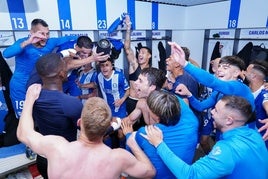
[26,84,42,102]
[91,47,110,62]
[124,14,132,30]
[175,83,192,97]
[168,42,187,67]
[29,31,47,44]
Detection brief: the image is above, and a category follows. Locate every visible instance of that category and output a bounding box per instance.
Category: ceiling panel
[137,0,230,6]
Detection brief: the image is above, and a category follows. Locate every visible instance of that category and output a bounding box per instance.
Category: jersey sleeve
[50,36,78,47]
[3,38,27,58]
[156,140,235,178]
[188,91,219,111]
[184,63,237,95]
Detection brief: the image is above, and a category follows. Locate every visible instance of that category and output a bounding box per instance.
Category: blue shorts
[200,111,214,136]
[10,78,26,118]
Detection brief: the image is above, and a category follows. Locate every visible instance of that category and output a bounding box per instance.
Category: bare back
[47,141,147,179]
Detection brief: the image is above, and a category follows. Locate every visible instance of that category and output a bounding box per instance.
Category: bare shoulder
[110,148,131,158]
[109,148,137,163]
[38,135,69,158]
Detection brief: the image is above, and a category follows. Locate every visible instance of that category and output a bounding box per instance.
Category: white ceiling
[137,0,230,6]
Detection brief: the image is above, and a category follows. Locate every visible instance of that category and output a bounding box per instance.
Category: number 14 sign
[57,0,73,30]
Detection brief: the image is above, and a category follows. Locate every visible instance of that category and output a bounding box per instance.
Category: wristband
[183,61,189,68]
[60,49,77,57]
[111,117,121,130]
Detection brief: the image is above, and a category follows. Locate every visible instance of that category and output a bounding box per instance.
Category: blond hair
[81,97,112,141]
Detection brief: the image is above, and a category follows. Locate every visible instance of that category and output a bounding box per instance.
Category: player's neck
[42,81,63,91]
[78,134,103,146]
[140,63,150,70]
[249,80,264,92]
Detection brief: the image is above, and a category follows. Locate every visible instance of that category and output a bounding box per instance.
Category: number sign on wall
[228,0,241,29]
[7,0,28,30]
[96,0,107,30]
[57,0,73,30]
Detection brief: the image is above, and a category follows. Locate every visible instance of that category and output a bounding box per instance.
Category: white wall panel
[185,1,230,29]
[238,0,268,28]
[172,30,205,66]
[158,4,185,30]
[25,0,60,30]
[70,0,97,30]
[135,1,152,30]
[106,0,127,30]
[0,1,12,30]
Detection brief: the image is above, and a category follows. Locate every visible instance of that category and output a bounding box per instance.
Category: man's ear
[59,70,67,81]
[226,116,234,126]
[149,84,156,92]
[77,118,82,127]
[233,69,241,79]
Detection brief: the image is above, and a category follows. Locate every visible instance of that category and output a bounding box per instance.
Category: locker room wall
[0,0,267,71]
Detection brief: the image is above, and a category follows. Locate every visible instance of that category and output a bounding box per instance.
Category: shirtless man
[124,14,152,129]
[17,84,155,179]
[123,67,166,125]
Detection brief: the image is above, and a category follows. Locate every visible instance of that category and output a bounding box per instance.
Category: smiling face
[99,60,113,78]
[31,24,49,47]
[75,46,92,59]
[211,96,251,132]
[211,100,227,131]
[138,47,151,66]
[216,63,241,81]
[165,55,181,72]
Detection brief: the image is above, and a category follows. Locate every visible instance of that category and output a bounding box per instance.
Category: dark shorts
[36,155,48,179]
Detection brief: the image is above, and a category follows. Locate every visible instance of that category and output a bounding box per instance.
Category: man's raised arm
[17,84,43,148]
[124,15,138,74]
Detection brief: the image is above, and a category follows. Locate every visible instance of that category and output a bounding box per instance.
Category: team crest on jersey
[263,93,268,100]
[113,83,118,88]
[211,146,222,156]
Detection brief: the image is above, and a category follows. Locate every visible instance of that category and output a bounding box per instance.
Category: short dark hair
[140,67,166,90]
[250,59,268,77]
[36,53,64,78]
[77,36,93,49]
[31,18,48,27]
[220,95,254,123]
[140,47,152,66]
[147,90,180,126]
[140,46,152,55]
[99,57,114,67]
[182,46,190,61]
[220,56,246,71]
